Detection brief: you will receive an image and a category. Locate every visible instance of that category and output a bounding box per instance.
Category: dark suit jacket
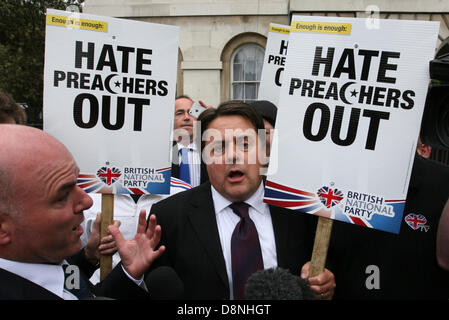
[171,142,209,185]
[0,252,149,300]
[327,155,449,300]
[147,182,317,300]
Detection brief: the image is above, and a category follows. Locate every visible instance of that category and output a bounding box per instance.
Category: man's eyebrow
[57,166,79,193]
[50,180,76,201]
[57,181,77,193]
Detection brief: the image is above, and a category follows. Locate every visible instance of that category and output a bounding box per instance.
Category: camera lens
[420,85,449,150]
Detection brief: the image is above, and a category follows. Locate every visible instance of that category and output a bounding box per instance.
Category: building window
[220,33,266,102]
[230,44,264,103]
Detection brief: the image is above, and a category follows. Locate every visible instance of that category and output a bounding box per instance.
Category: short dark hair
[248,100,278,128]
[197,100,265,151]
[0,90,26,124]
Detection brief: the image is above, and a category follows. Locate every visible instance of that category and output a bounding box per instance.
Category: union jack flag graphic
[125,177,192,194]
[264,180,331,216]
[96,167,121,186]
[404,213,427,230]
[264,180,406,233]
[77,174,105,193]
[317,186,344,208]
[78,167,172,194]
[170,177,193,191]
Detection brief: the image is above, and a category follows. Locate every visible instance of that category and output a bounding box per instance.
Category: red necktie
[230,202,264,300]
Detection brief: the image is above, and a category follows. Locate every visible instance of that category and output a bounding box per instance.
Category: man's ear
[417,143,432,159]
[0,213,12,245]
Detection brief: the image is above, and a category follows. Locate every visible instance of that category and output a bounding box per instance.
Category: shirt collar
[245,182,267,214]
[177,141,197,151]
[0,257,66,299]
[211,182,267,215]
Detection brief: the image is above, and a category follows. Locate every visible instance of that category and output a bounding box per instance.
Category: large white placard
[264,16,439,233]
[258,23,290,105]
[44,9,179,195]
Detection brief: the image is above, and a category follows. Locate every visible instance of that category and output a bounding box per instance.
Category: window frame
[230,43,265,103]
[220,33,267,102]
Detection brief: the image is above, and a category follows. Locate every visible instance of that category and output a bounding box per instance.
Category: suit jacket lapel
[187,183,229,290]
[270,205,290,268]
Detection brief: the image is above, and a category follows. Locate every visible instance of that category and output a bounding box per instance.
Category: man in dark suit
[147,101,335,300]
[171,95,209,187]
[328,153,449,299]
[0,124,165,299]
[437,196,449,272]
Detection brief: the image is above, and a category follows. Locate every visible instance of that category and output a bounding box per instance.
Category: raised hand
[108,210,165,280]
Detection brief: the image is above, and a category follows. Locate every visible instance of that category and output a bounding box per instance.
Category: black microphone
[245,267,315,300]
[144,266,184,299]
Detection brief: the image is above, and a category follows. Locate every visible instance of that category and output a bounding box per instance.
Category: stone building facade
[83,0,449,162]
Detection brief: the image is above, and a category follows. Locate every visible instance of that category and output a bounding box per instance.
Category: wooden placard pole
[100,193,114,281]
[309,216,333,277]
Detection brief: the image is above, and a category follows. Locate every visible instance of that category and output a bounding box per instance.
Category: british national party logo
[317,185,344,209]
[96,166,122,186]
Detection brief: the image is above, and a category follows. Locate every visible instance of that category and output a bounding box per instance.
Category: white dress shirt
[211,182,277,299]
[177,141,202,187]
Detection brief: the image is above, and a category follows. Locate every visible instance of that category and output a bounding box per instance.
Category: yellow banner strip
[291,21,351,35]
[46,14,108,32]
[269,25,290,34]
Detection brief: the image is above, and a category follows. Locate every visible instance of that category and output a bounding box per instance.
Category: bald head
[0,124,69,161]
[0,124,93,263]
[0,124,74,215]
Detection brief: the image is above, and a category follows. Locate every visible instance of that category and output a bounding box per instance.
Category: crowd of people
[0,88,448,300]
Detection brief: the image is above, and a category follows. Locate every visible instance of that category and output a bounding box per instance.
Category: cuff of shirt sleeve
[121,265,148,291]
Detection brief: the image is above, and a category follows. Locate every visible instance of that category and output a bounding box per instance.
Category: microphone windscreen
[245,267,315,300]
[145,266,184,299]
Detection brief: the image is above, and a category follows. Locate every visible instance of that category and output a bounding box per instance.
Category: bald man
[0,124,165,299]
